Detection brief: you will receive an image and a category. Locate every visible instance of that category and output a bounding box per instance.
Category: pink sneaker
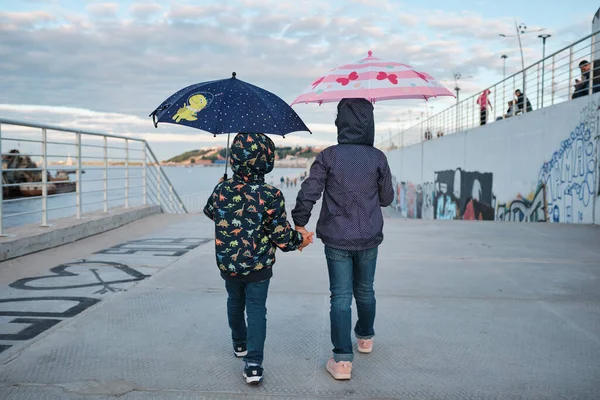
[326,358,352,380]
[357,338,373,353]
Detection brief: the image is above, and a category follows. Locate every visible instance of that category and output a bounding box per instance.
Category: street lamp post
[501,54,508,80]
[538,33,551,108]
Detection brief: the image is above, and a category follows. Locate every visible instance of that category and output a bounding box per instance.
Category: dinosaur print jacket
[204,133,303,282]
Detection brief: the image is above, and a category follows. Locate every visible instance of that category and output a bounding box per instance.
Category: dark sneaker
[243,364,264,384]
[233,343,247,357]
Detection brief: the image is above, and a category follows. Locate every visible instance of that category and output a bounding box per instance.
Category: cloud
[0,0,590,156]
[0,11,55,28]
[87,3,120,19]
[129,3,163,20]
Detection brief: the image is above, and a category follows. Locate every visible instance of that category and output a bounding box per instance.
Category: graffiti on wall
[539,101,597,223]
[390,169,494,221]
[497,184,547,222]
[434,168,495,221]
[391,178,435,219]
[496,100,600,223]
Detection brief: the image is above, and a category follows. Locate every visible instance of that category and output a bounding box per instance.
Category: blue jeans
[225,279,270,365]
[325,246,378,363]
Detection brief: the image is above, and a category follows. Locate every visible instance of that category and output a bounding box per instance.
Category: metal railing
[378,30,600,149]
[180,191,212,214]
[0,118,188,236]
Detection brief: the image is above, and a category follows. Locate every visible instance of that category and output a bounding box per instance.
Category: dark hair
[515,89,521,94]
[579,60,589,67]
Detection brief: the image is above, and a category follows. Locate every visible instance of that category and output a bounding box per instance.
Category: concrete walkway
[0,191,599,399]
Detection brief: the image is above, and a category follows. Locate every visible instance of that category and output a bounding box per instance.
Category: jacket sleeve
[264,190,303,252]
[203,183,223,221]
[292,152,327,227]
[378,154,394,207]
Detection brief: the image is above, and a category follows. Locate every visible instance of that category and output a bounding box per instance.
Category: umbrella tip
[368,50,372,57]
[232,72,237,78]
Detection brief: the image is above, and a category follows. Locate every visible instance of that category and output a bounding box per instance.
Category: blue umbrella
[150,72,311,179]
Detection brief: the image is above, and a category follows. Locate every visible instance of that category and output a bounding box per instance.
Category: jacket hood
[230,133,275,181]
[335,98,375,146]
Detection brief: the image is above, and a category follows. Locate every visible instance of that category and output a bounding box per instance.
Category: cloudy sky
[0,0,595,160]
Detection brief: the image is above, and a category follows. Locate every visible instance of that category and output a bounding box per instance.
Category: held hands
[296,226,314,252]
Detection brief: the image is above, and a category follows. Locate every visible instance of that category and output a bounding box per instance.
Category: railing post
[41,128,49,227]
[472,97,475,128]
[0,123,4,236]
[455,104,459,133]
[493,88,497,121]
[103,136,108,213]
[125,138,129,208]
[76,132,82,219]
[589,35,596,96]
[536,63,540,109]
[567,48,573,99]
[143,144,147,205]
[157,165,161,206]
[502,76,506,118]
[522,70,527,114]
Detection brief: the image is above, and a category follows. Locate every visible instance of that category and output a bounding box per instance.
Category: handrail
[0,118,188,235]
[379,29,600,149]
[0,118,146,142]
[145,145,188,213]
[501,29,600,86]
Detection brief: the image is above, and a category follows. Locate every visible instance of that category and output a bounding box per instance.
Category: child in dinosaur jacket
[203,133,312,384]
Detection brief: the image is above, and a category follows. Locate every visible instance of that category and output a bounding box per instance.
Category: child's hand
[296,226,314,251]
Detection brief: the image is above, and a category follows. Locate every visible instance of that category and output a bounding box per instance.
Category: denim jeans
[325,246,378,363]
[225,279,270,365]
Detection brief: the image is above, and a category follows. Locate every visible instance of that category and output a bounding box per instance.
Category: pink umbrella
[292,51,454,105]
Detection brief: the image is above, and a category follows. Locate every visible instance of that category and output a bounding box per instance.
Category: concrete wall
[386,94,600,224]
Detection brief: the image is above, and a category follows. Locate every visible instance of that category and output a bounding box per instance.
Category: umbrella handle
[223,133,231,181]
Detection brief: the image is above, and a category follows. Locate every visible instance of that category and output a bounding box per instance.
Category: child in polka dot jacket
[204,132,313,384]
[292,98,394,380]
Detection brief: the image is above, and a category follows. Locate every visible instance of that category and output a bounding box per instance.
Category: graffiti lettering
[10,260,149,291]
[94,238,211,257]
[497,185,547,222]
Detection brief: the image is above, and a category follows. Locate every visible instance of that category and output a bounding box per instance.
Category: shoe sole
[357,346,372,353]
[326,363,351,380]
[234,350,248,357]
[243,373,263,384]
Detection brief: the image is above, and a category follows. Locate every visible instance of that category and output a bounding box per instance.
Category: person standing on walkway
[476,89,492,125]
[292,98,394,381]
[204,133,313,385]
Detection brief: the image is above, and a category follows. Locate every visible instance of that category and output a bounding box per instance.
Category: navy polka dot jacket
[292,98,394,250]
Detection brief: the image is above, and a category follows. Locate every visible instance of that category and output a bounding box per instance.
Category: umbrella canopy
[292,51,454,105]
[150,72,311,137]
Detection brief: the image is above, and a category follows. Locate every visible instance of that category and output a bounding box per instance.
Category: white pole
[103,136,108,213]
[143,144,147,205]
[41,128,48,226]
[125,139,129,208]
[76,132,82,218]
